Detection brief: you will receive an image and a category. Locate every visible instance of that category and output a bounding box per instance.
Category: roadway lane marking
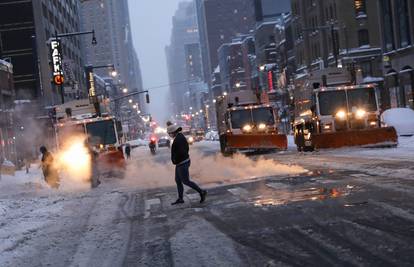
[266,182,290,190]
[186,193,200,201]
[144,198,161,219]
[145,198,161,210]
[227,187,249,196]
[350,173,371,178]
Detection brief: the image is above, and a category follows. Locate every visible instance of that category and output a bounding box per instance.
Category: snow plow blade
[312,127,398,149]
[98,150,126,175]
[227,134,287,150]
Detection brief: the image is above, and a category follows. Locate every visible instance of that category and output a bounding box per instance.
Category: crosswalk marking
[144,198,161,219]
[266,182,290,190]
[227,187,249,196]
[186,193,200,201]
[145,198,161,210]
[350,173,371,178]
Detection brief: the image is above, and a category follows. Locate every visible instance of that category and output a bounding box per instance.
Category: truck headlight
[335,110,347,120]
[323,124,332,130]
[242,124,252,132]
[355,109,366,119]
[258,123,266,131]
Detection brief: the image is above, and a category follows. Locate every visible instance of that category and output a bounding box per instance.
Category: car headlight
[242,124,252,132]
[355,109,366,119]
[258,123,266,131]
[335,110,347,120]
[188,136,194,142]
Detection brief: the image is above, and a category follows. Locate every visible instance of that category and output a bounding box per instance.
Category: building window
[358,29,370,46]
[354,0,366,15]
[396,0,411,47]
[380,0,395,52]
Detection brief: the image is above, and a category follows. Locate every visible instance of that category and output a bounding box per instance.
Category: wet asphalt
[123,143,414,266]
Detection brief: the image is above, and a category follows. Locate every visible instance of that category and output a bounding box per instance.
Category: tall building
[378,0,414,109]
[80,0,144,108]
[0,60,15,160]
[218,35,255,94]
[254,0,291,22]
[195,0,256,86]
[185,43,203,81]
[291,0,383,89]
[0,0,85,106]
[166,1,200,113]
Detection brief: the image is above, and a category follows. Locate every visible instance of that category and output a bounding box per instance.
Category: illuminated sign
[85,66,97,103]
[88,72,96,97]
[267,70,274,91]
[50,39,64,85]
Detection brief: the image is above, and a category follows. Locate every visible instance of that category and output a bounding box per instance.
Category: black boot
[171,199,184,205]
[200,190,207,203]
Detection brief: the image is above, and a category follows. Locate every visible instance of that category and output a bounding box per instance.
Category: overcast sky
[128,0,184,124]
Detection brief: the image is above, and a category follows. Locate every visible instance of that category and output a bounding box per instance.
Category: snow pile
[0,163,92,199]
[123,147,306,189]
[381,108,414,136]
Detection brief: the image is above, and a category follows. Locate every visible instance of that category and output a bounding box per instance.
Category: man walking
[167,124,207,205]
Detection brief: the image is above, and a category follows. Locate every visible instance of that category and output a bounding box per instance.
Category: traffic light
[146,93,150,104]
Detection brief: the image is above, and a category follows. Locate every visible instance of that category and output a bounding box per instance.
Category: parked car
[195,130,205,142]
[381,108,414,136]
[158,136,171,148]
[205,130,219,141]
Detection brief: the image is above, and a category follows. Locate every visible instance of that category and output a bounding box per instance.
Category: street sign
[50,39,64,85]
[84,66,97,103]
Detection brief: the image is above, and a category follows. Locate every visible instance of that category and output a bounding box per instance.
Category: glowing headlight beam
[243,124,252,132]
[258,123,266,130]
[335,110,347,120]
[355,109,366,119]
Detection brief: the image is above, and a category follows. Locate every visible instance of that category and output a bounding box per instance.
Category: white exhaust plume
[122,147,306,189]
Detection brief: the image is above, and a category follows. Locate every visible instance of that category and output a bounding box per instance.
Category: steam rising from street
[122,144,306,189]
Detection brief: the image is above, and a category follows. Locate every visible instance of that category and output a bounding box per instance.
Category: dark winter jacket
[171,132,189,165]
[125,145,131,155]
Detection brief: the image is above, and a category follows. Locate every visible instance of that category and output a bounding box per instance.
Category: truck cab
[293,68,397,151]
[216,90,287,154]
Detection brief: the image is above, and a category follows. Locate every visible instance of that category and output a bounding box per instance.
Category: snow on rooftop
[213,66,220,73]
[362,76,384,83]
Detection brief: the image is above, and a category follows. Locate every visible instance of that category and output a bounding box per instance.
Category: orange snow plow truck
[54,99,126,176]
[293,68,398,151]
[216,90,287,155]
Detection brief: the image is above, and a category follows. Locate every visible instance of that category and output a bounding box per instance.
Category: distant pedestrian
[167,124,207,205]
[40,146,60,189]
[125,144,131,159]
[24,158,30,174]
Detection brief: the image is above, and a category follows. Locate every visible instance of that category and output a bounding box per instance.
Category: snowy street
[1,139,414,266]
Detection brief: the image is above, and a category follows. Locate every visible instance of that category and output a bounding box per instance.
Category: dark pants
[175,160,202,199]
